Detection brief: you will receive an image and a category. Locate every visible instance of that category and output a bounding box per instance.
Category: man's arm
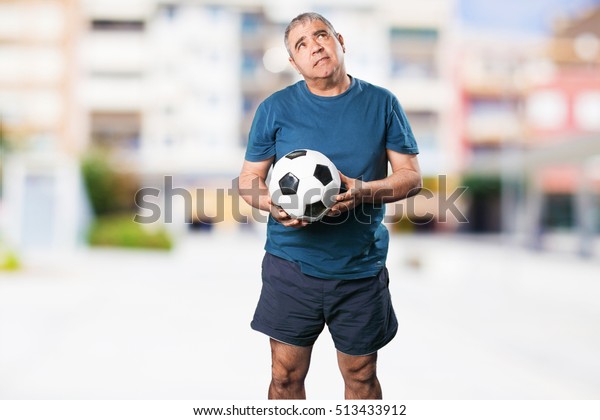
[330,150,422,214]
[239,158,308,228]
[239,158,273,212]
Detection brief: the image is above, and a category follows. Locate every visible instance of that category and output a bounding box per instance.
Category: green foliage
[0,248,20,271]
[81,153,115,215]
[87,215,173,250]
[81,152,139,216]
[461,175,502,196]
[81,151,174,250]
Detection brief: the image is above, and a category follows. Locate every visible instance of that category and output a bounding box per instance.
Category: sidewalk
[1,231,599,399]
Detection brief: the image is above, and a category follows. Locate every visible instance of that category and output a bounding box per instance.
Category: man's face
[287,19,346,81]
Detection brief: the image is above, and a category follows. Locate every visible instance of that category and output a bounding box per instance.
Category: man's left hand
[327,172,365,216]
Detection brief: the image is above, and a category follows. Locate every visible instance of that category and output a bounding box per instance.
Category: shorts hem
[334,324,398,357]
[251,320,317,348]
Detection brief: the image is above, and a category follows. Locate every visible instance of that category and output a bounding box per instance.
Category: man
[238,12,421,399]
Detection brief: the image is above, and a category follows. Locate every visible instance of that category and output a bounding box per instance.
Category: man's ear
[288,56,301,74]
[337,33,346,53]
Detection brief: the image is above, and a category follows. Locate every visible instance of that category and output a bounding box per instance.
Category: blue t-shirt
[245,76,418,280]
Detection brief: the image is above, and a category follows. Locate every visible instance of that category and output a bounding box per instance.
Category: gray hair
[284,12,338,56]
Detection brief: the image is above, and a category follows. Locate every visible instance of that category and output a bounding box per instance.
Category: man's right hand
[269,199,308,229]
[239,158,308,229]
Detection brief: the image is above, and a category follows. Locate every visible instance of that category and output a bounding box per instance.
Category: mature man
[239,12,421,399]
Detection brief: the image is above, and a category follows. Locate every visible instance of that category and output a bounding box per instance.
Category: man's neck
[305,73,351,97]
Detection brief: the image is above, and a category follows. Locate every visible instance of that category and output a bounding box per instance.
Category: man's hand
[328,172,364,216]
[327,151,422,217]
[269,198,309,228]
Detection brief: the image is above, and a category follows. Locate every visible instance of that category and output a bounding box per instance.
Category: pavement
[1,229,599,400]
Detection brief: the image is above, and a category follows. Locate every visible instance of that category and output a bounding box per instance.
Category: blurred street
[1,230,599,400]
[2,0,600,407]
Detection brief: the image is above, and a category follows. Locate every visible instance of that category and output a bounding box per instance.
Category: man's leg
[269,338,313,399]
[337,351,382,399]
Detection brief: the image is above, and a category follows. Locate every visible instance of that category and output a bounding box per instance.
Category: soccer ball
[268,149,341,222]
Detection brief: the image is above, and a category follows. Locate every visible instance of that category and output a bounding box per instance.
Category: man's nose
[310,39,324,54]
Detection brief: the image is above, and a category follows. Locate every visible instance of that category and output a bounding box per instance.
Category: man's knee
[271,364,307,389]
[339,354,378,385]
[270,339,312,390]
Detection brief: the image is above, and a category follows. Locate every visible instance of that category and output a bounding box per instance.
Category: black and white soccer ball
[268,149,341,222]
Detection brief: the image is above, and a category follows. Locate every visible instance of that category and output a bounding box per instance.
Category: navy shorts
[251,253,398,356]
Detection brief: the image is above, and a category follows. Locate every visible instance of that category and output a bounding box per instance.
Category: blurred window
[526,90,568,130]
[89,71,143,79]
[574,91,600,131]
[242,96,256,115]
[389,28,438,79]
[90,112,141,150]
[91,20,145,31]
[542,194,574,229]
[22,175,55,248]
[241,13,262,35]
[241,52,261,77]
[467,98,520,142]
[405,111,438,149]
[160,4,179,20]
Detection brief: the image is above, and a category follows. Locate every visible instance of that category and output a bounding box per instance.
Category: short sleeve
[385,96,419,155]
[245,101,277,162]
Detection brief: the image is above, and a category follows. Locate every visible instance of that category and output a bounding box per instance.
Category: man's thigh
[270,338,313,376]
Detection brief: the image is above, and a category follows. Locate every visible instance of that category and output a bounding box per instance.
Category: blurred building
[81,0,245,231]
[379,1,458,231]
[1,0,461,251]
[526,5,600,255]
[455,31,546,233]
[456,4,600,255]
[0,0,85,251]
[6,0,599,254]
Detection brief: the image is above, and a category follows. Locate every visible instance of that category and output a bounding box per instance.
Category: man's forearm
[360,170,422,204]
[238,173,271,212]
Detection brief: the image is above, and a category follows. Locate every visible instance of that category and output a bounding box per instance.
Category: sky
[458,0,600,35]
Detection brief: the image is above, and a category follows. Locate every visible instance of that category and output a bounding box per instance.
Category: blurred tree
[81,151,173,250]
[0,247,20,271]
[462,175,502,232]
[81,151,139,216]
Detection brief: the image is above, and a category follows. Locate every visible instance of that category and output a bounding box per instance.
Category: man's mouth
[314,57,329,67]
